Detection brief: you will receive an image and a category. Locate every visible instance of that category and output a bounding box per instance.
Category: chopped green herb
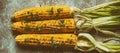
[53,8,63,19]
[21,19,27,24]
[50,37,58,48]
[67,39,73,44]
[27,11,33,16]
[33,14,39,20]
[24,25,30,30]
[21,20,26,24]
[46,7,54,15]
[59,41,65,46]
[50,37,54,42]
[57,8,63,13]
[24,38,31,43]
[22,17,29,23]
[60,19,64,24]
[22,20,27,23]
[51,41,58,48]
[24,38,40,44]
[59,19,65,26]
[50,36,54,46]
[36,25,42,31]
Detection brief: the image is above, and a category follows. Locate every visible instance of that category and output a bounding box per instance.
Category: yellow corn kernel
[12,18,76,34]
[12,6,74,22]
[16,34,77,47]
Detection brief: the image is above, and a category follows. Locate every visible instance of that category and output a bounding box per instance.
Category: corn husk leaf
[75,33,120,53]
[77,1,120,37]
[81,1,120,18]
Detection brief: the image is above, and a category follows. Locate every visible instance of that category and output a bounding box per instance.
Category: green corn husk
[75,33,120,53]
[82,1,120,18]
[99,42,120,53]
[76,1,120,37]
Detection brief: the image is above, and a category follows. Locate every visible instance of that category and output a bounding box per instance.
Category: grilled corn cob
[15,34,77,47]
[12,6,80,22]
[12,18,75,34]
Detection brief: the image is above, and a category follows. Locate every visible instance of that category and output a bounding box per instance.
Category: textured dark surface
[0,0,7,13]
[0,0,114,53]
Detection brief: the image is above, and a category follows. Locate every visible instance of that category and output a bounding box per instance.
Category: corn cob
[12,6,80,22]
[15,34,77,48]
[12,18,75,34]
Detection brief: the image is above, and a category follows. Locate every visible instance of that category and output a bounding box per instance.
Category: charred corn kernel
[15,34,77,47]
[12,18,75,34]
[12,6,80,22]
